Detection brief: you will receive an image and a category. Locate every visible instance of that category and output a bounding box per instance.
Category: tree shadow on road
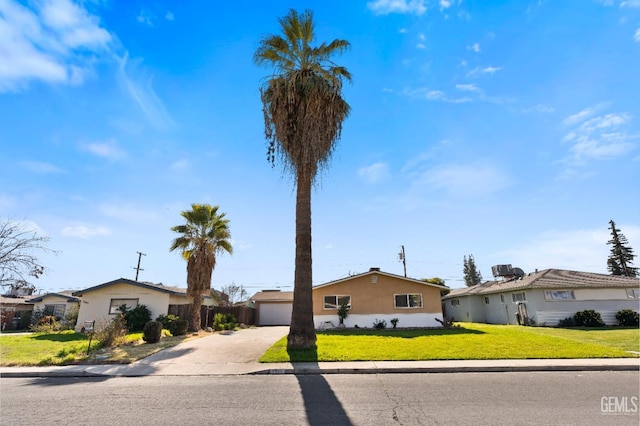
[296,373,353,426]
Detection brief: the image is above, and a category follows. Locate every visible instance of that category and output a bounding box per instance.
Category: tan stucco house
[442,268,640,326]
[72,278,215,331]
[251,268,447,328]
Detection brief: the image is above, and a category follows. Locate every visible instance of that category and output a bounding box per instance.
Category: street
[1,371,638,425]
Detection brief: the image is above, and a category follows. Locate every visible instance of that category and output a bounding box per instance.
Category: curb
[252,364,640,375]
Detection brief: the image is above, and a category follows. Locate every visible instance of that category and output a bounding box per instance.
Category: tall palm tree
[254,9,351,350]
[170,204,233,331]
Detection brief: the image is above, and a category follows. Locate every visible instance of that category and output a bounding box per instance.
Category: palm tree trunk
[288,169,317,350]
[191,293,203,332]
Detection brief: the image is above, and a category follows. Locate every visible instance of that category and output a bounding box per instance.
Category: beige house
[251,268,447,328]
[442,268,640,326]
[72,278,215,331]
[28,291,80,320]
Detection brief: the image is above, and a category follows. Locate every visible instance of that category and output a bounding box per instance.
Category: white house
[28,291,81,319]
[72,278,215,331]
[442,268,640,326]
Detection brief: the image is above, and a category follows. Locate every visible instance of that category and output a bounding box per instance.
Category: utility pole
[398,245,407,277]
[133,251,146,281]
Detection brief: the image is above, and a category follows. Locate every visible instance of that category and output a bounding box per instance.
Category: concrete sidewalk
[1,326,638,378]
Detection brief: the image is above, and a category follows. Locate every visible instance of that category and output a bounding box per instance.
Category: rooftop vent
[369,267,380,272]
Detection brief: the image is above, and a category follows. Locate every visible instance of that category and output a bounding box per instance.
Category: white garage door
[259,302,292,325]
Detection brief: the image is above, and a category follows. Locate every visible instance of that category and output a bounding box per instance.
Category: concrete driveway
[103,326,290,376]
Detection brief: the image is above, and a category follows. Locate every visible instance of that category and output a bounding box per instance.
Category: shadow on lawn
[30,332,88,343]
[320,326,485,338]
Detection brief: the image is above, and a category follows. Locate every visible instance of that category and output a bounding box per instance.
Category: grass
[259,323,640,362]
[0,330,200,366]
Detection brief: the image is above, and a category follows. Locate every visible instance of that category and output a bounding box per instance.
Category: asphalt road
[1,371,638,425]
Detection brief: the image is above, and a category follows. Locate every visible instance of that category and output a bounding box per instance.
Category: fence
[167,304,256,329]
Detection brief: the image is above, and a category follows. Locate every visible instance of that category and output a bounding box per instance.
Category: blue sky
[1,0,639,294]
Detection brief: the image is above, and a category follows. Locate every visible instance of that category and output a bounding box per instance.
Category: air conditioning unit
[491,264,514,277]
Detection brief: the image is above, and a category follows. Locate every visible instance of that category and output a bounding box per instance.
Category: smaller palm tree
[170,204,233,331]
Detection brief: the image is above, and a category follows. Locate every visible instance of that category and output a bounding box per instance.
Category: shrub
[123,305,152,332]
[373,319,387,329]
[337,302,349,325]
[573,309,605,327]
[558,317,575,327]
[156,314,180,329]
[169,319,189,336]
[615,309,639,327]
[142,321,163,343]
[213,313,238,331]
[63,304,79,329]
[95,314,128,347]
[390,318,399,329]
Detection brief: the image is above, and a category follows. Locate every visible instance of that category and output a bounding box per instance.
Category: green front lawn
[0,330,195,366]
[259,323,640,362]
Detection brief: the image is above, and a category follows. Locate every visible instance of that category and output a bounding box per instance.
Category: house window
[323,295,351,310]
[511,292,526,302]
[544,290,575,301]
[109,298,138,314]
[627,289,640,299]
[500,295,505,303]
[451,299,460,306]
[394,294,422,309]
[484,296,490,304]
[44,304,65,318]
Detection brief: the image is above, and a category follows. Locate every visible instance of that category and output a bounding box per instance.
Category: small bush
[558,317,575,327]
[63,305,79,329]
[169,319,189,336]
[373,319,387,329]
[30,315,65,333]
[123,305,152,332]
[156,314,180,329]
[573,309,605,327]
[95,314,128,347]
[213,313,238,331]
[390,318,399,329]
[615,309,639,327]
[142,321,163,343]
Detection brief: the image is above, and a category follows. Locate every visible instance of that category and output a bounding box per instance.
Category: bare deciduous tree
[221,282,248,306]
[0,219,54,291]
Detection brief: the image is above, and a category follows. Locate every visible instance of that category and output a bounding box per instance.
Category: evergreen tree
[463,255,483,287]
[607,220,638,278]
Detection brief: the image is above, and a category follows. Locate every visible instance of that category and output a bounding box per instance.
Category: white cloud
[467,66,502,77]
[635,28,640,42]
[620,0,640,8]
[82,140,126,160]
[165,11,174,21]
[117,52,175,130]
[398,87,471,103]
[136,10,153,26]
[467,42,481,52]
[61,225,110,239]
[0,0,112,92]
[560,106,637,168]
[412,163,513,197]
[521,104,555,114]
[416,43,426,49]
[367,0,427,15]
[455,83,480,92]
[358,162,390,183]
[440,0,452,9]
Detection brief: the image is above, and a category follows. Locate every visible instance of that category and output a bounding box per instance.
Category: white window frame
[511,292,526,302]
[323,295,351,310]
[394,293,423,309]
[109,298,139,314]
[626,289,640,299]
[544,290,576,301]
